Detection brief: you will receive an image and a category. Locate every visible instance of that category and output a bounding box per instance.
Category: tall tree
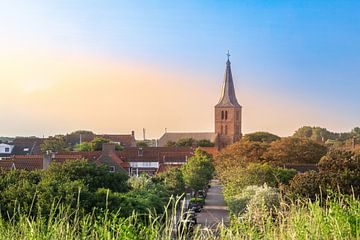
[40,137,66,153]
[243,132,280,143]
[181,149,214,192]
[264,137,327,164]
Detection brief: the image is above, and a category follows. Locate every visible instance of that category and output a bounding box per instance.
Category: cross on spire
[226,50,230,61]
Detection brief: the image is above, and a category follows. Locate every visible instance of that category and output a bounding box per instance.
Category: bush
[221,163,296,200]
[227,184,280,221]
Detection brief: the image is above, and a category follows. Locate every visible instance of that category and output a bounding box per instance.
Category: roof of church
[158,132,217,147]
[216,52,241,108]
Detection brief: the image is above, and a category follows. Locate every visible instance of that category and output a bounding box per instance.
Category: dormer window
[138,148,143,156]
[109,166,115,173]
[4,147,10,153]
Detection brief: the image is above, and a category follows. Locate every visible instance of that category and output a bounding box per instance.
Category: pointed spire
[216,51,241,107]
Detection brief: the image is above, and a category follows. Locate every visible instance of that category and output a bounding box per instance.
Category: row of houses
[0,132,137,159]
[0,138,218,175]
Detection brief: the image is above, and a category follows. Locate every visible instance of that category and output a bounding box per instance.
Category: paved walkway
[197,179,229,229]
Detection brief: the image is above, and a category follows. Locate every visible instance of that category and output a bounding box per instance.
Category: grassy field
[0,194,359,239]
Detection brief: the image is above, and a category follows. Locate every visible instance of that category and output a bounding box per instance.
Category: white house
[0,143,14,160]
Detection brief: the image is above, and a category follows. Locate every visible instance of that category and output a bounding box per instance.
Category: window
[109,166,116,173]
[138,148,144,156]
[225,111,228,120]
[225,125,228,135]
[23,148,29,152]
[221,125,224,135]
[221,111,224,120]
[4,147,10,153]
[236,111,240,120]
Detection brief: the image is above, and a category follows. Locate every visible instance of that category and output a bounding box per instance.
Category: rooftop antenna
[143,128,146,141]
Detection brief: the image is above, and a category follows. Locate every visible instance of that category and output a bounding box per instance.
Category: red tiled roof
[199,147,219,156]
[0,158,43,171]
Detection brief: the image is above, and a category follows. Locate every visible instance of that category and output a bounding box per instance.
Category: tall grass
[0,194,359,239]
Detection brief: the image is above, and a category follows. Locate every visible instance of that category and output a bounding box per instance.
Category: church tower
[215,52,242,148]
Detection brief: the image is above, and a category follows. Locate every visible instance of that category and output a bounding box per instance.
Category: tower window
[225,125,228,135]
[221,111,224,120]
[236,111,240,121]
[221,125,224,135]
[225,111,228,120]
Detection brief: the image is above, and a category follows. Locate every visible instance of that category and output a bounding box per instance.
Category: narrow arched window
[225,125,228,135]
[225,111,228,120]
[221,125,224,134]
[221,111,224,120]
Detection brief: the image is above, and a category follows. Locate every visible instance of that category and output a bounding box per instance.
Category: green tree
[40,137,66,152]
[165,141,176,147]
[176,138,195,147]
[157,168,185,196]
[181,149,214,192]
[91,137,110,151]
[136,141,149,147]
[243,132,280,143]
[75,142,92,152]
[215,139,269,179]
[263,137,327,164]
[196,139,215,147]
[221,163,296,200]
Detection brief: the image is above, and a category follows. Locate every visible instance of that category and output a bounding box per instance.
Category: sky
[0,0,359,139]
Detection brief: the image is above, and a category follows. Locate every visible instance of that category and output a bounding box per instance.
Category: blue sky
[0,1,359,137]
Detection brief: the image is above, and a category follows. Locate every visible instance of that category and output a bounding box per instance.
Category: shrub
[222,163,296,200]
[227,184,280,221]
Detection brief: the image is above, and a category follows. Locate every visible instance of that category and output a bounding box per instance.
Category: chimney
[43,151,55,170]
[102,143,115,155]
[131,130,135,138]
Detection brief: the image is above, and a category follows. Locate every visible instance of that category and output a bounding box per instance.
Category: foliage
[293,126,360,146]
[74,142,92,152]
[90,137,111,151]
[264,137,327,164]
[176,138,195,147]
[156,168,185,196]
[215,139,270,181]
[165,138,214,147]
[196,139,215,147]
[0,194,359,239]
[0,160,131,216]
[75,137,123,152]
[227,184,280,220]
[221,163,296,200]
[136,141,149,147]
[289,149,360,199]
[243,132,280,143]
[40,137,66,153]
[189,197,205,205]
[181,149,215,192]
[165,141,176,147]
